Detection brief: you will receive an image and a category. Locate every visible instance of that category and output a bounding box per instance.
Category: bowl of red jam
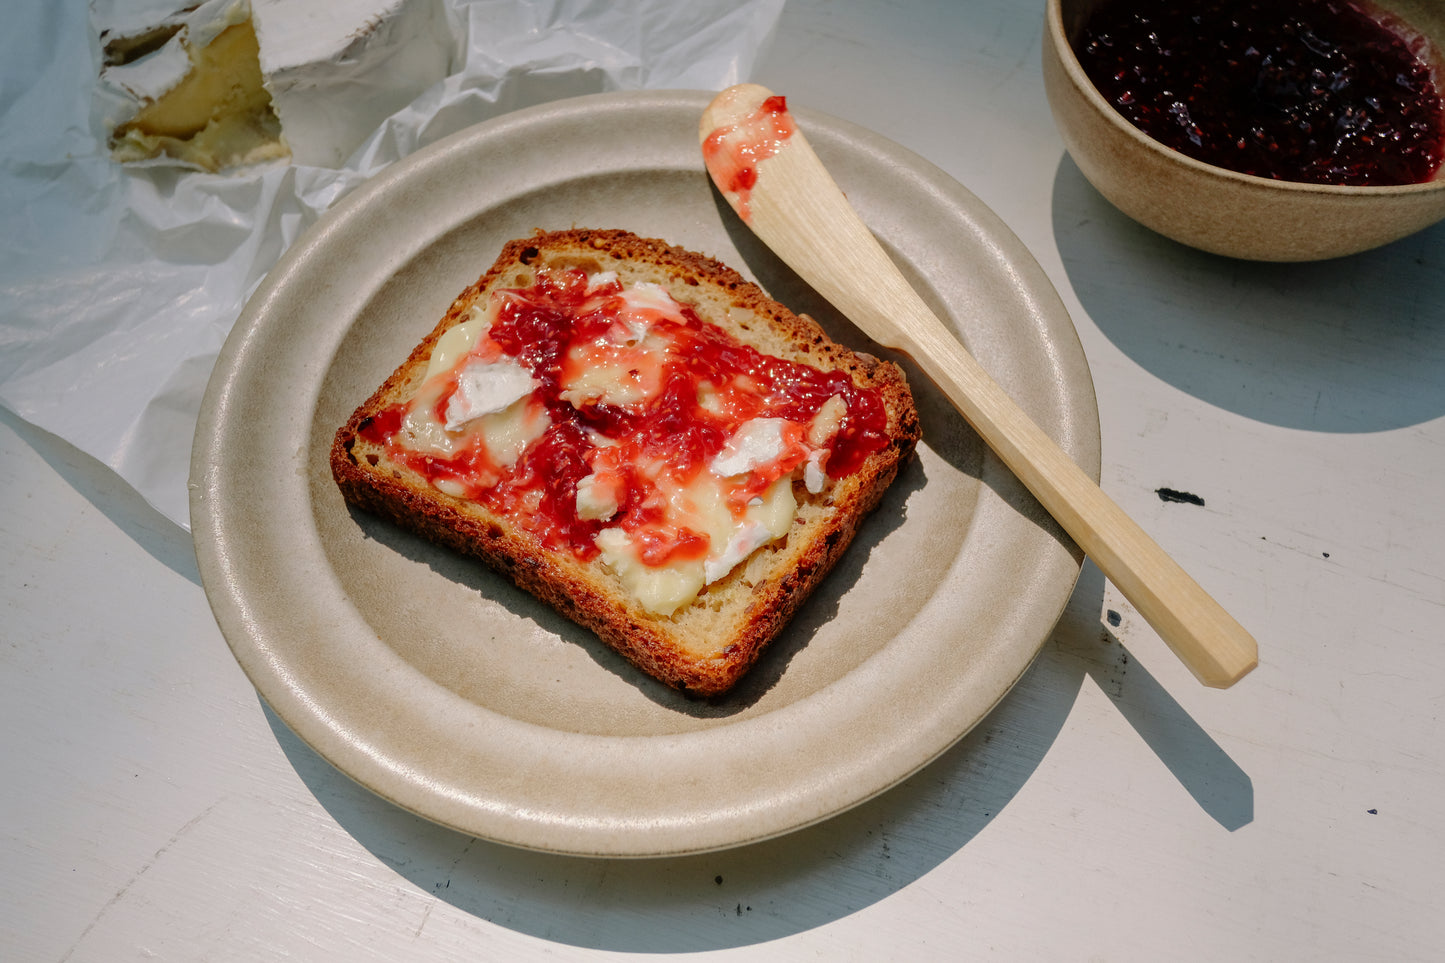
[1043,0,1445,260]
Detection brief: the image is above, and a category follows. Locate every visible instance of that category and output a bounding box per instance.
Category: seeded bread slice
[331,228,919,696]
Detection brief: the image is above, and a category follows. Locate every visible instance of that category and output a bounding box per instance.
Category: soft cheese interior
[99,0,286,171]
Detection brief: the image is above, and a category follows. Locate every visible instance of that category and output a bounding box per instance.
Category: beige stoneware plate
[191,90,1100,858]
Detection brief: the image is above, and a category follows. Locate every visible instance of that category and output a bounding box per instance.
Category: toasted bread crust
[331,229,919,696]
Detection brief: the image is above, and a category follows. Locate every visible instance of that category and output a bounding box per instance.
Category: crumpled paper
[0,0,783,529]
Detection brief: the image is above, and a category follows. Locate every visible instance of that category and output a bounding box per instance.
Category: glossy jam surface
[1076,0,1445,185]
[702,94,796,220]
[361,268,890,561]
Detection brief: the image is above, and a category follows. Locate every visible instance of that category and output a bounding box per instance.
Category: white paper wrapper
[0,0,783,529]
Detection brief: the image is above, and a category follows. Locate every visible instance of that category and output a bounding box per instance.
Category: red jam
[360,267,891,560]
[1075,0,1445,185]
[702,94,796,220]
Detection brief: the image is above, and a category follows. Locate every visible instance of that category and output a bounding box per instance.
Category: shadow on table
[1052,562,1254,831]
[1050,155,1445,433]
[266,563,1253,952]
[0,404,200,586]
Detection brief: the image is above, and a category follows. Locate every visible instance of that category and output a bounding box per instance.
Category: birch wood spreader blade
[700,83,1258,688]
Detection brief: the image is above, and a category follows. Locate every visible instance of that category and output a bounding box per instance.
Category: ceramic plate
[191,90,1099,857]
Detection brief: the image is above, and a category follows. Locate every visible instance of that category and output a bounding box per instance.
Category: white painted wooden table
[5,1,1444,959]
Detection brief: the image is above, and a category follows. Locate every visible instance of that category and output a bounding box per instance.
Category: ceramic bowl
[1042,0,1445,261]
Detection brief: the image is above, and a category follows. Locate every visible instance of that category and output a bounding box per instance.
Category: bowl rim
[1044,0,1445,198]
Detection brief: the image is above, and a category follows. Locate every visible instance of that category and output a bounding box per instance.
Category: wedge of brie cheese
[94,0,455,171]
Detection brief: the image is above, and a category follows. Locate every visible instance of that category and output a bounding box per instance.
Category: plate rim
[190,89,1100,857]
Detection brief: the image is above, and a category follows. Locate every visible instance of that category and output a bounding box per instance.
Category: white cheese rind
[251,0,456,167]
[402,315,549,472]
[804,453,827,494]
[616,282,680,317]
[575,473,621,522]
[444,357,537,432]
[703,519,772,584]
[97,32,192,106]
[711,418,789,477]
[92,0,228,39]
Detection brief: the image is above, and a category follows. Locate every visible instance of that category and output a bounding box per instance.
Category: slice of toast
[331,229,919,696]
